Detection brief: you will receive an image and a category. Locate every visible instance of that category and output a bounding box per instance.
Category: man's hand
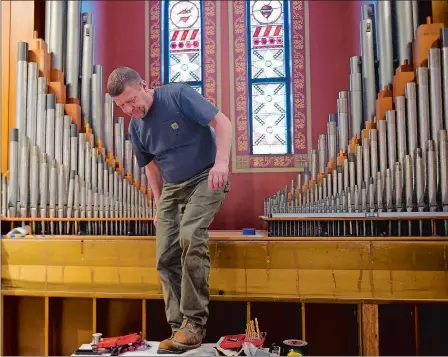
[153,211,158,228]
[208,161,229,190]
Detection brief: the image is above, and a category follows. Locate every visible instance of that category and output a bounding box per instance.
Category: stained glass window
[247,0,292,155]
[163,0,204,93]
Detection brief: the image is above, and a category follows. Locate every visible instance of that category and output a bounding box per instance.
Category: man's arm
[209,111,232,167]
[145,160,163,208]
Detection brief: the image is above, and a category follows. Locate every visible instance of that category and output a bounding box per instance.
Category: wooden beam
[92,298,97,334]
[357,304,363,356]
[414,305,420,355]
[432,0,448,25]
[361,304,379,356]
[0,295,3,356]
[2,238,448,301]
[142,299,147,340]
[301,302,306,341]
[44,296,49,356]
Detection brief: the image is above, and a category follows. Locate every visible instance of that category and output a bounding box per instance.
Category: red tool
[219,334,247,349]
[92,333,148,356]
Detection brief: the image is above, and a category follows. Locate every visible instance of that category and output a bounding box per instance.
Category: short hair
[107,66,142,97]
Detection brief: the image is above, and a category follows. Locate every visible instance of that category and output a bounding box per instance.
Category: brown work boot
[157,332,183,354]
[171,319,204,351]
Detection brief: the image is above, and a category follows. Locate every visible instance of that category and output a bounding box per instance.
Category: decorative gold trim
[216,2,222,110]
[229,1,312,173]
[228,3,238,173]
[145,0,150,82]
[304,0,312,153]
[203,0,218,106]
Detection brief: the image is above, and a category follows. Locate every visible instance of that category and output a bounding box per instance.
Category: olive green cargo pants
[155,167,229,331]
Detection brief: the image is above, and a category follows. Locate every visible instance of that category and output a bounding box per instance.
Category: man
[107,67,232,354]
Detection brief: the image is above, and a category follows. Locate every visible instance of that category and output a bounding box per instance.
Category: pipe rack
[263,3,448,238]
[1,1,155,236]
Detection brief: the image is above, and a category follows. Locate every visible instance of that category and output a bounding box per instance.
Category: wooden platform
[2,231,448,356]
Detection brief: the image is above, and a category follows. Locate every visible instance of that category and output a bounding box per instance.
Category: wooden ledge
[2,230,448,242]
[3,289,448,304]
[3,236,448,301]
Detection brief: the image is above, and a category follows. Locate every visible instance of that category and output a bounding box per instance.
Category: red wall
[85,0,368,230]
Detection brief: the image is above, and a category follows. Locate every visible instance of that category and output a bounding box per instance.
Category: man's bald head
[107,66,142,97]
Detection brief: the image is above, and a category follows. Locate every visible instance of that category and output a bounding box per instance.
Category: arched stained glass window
[163,0,204,94]
[247,0,292,155]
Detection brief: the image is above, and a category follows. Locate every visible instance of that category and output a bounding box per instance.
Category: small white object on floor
[72,342,218,357]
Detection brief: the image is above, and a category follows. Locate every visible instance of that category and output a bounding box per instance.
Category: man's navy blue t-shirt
[128,83,219,184]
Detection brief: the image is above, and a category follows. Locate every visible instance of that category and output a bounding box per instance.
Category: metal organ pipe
[1,6,154,237]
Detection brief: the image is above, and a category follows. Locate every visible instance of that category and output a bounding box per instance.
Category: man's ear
[141,80,150,93]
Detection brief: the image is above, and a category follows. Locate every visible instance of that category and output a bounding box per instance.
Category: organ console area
[2,1,448,356]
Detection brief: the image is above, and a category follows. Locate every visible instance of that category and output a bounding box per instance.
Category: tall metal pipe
[441,28,448,131]
[92,64,103,144]
[66,1,81,99]
[26,62,38,147]
[395,1,414,65]
[81,22,94,127]
[19,136,30,219]
[429,48,443,148]
[70,124,79,175]
[386,111,397,177]
[8,129,19,217]
[417,67,431,164]
[405,82,418,160]
[36,77,48,154]
[104,93,114,155]
[327,119,337,163]
[337,93,349,152]
[16,42,28,147]
[361,5,377,123]
[54,104,65,166]
[49,0,65,71]
[45,94,56,165]
[349,56,363,137]
[377,1,394,88]
[318,134,327,174]
[395,96,407,164]
[412,1,418,34]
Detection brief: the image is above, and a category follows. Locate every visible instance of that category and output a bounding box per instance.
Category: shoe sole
[171,340,202,351]
[157,347,184,355]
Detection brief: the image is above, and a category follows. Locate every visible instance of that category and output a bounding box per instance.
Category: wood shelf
[48,297,93,356]
[3,296,448,356]
[3,296,46,356]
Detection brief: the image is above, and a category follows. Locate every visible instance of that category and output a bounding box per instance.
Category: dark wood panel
[418,304,448,356]
[379,303,416,356]
[305,304,358,356]
[96,299,142,338]
[204,301,247,343]
[250,302,302,348]
[145,299,171,342]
